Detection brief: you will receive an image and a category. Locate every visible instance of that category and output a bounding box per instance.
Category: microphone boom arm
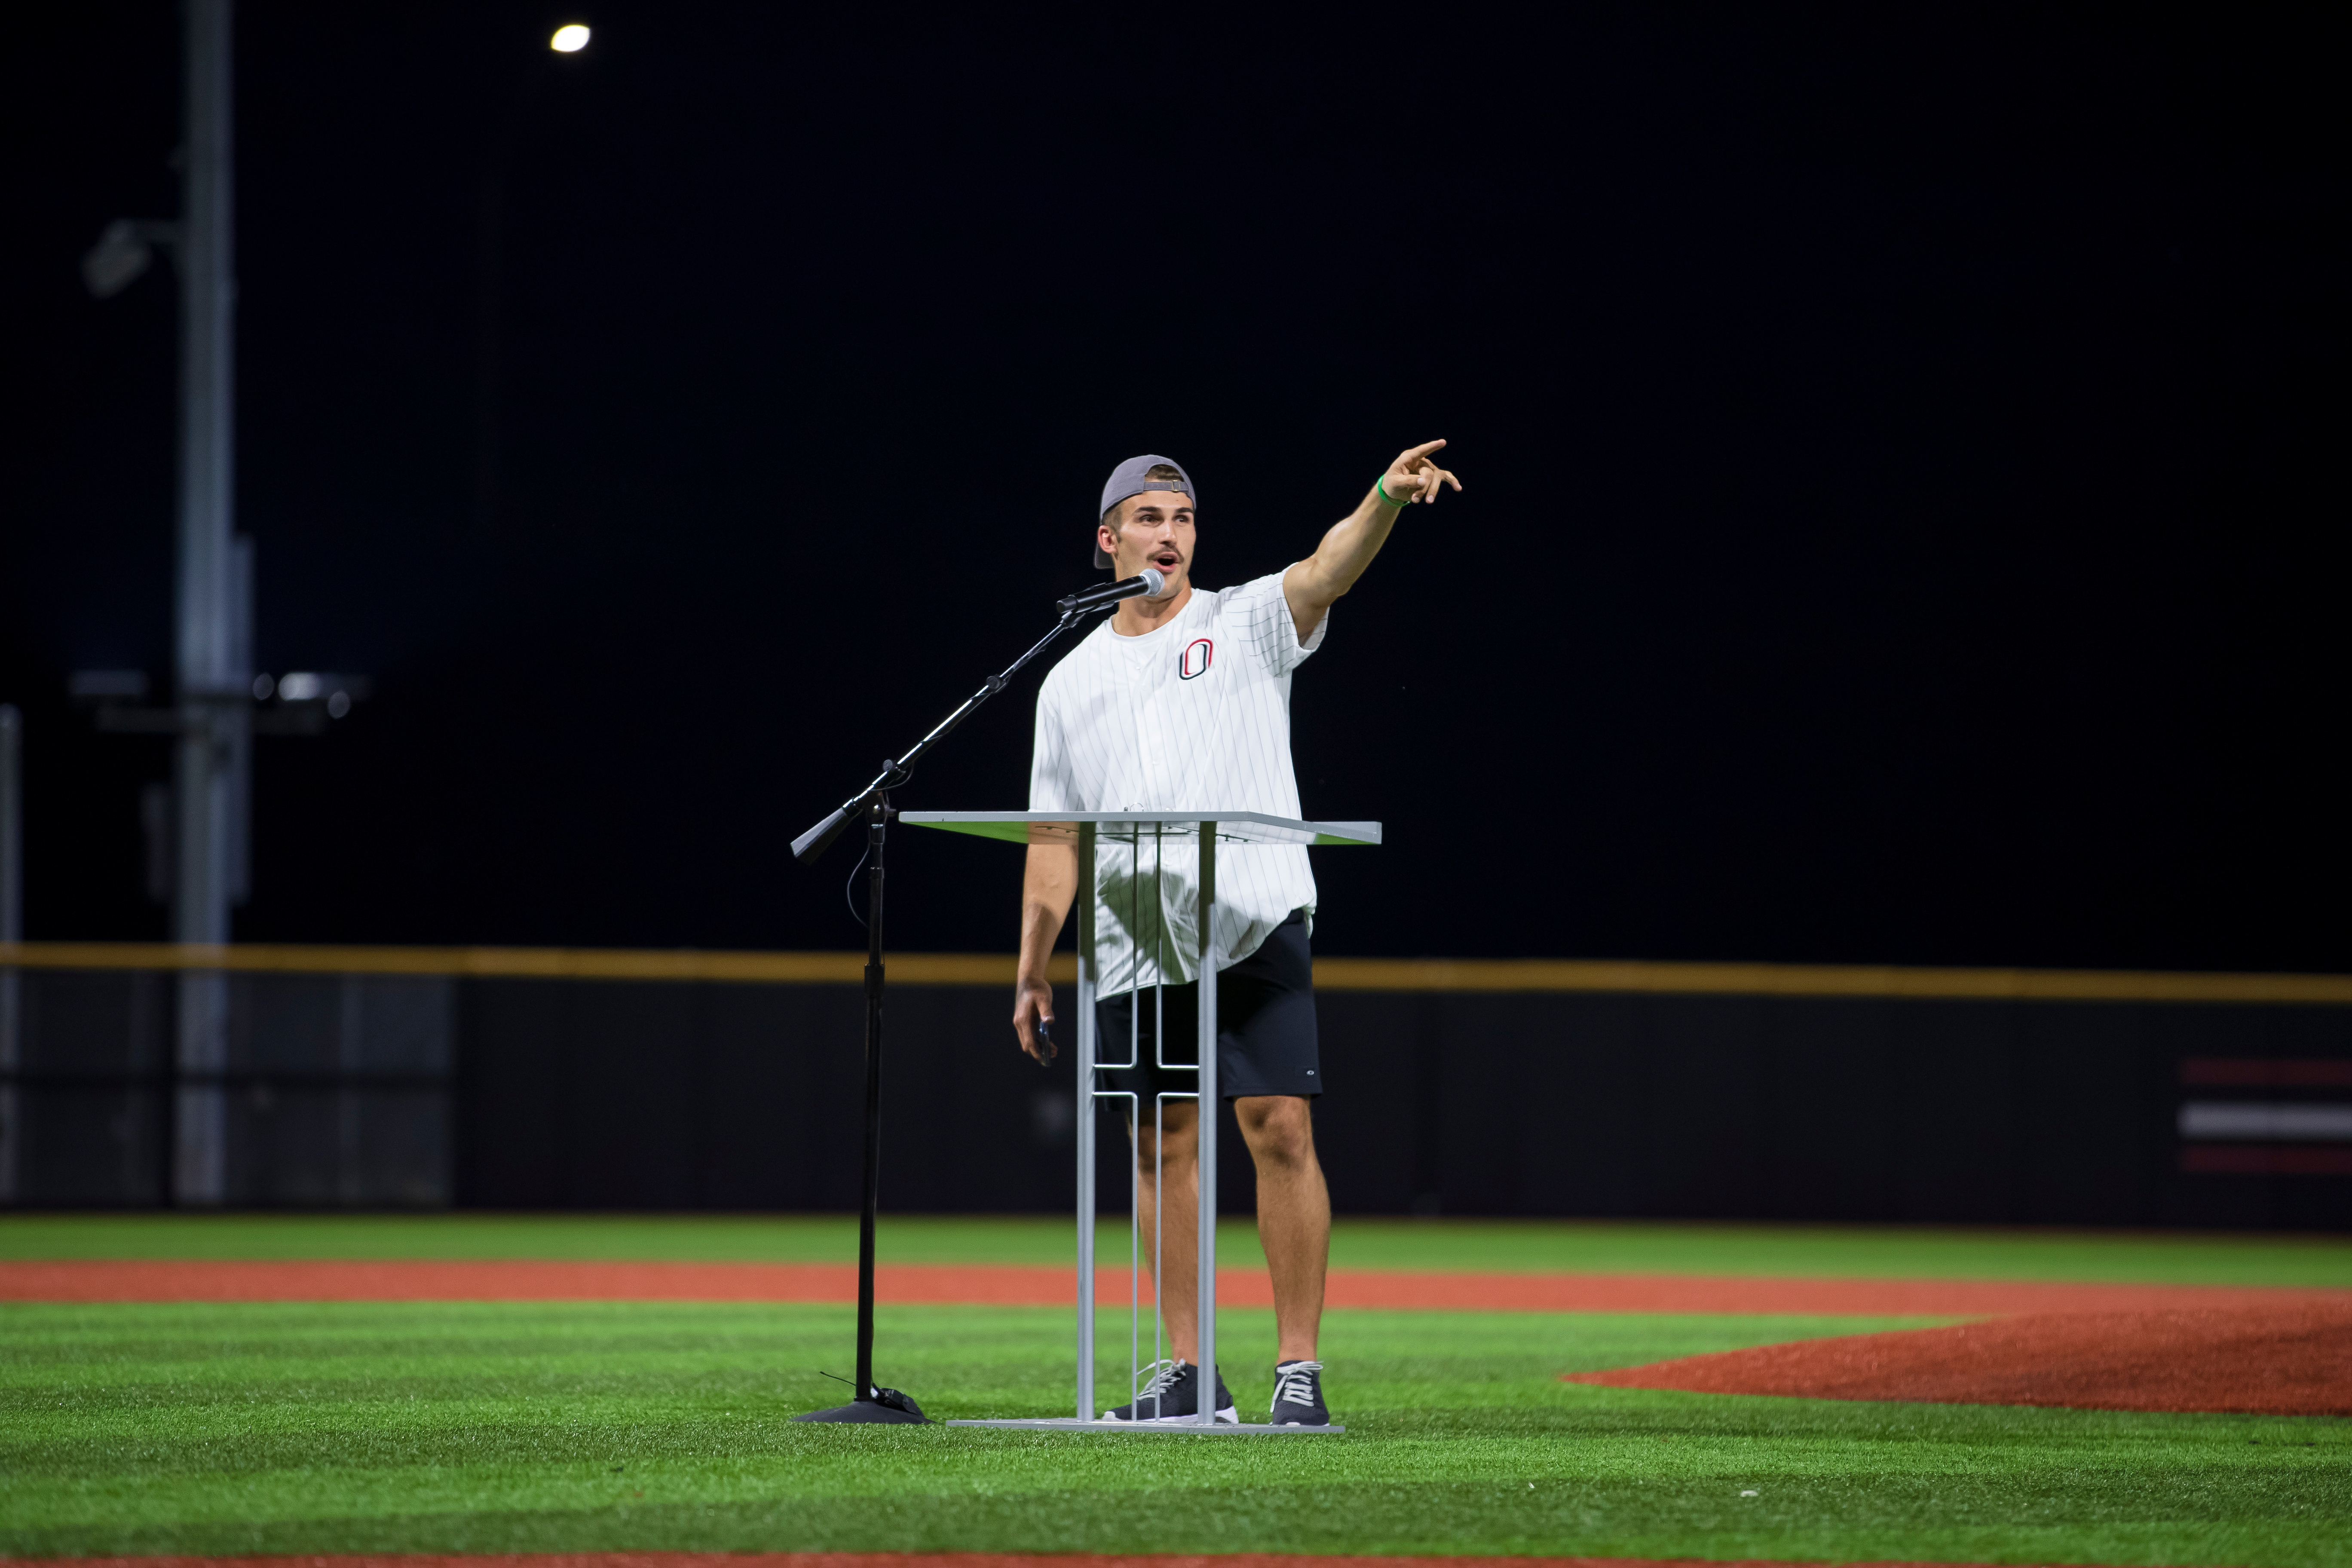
[791,606,1086,864]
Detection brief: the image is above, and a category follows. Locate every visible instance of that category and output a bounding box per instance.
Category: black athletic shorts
[1095,908,1320,1105]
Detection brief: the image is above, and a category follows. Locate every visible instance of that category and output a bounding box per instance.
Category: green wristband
[1377,475,1408,507]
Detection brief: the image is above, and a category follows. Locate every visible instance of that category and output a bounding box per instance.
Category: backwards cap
[1094,454,1195,569]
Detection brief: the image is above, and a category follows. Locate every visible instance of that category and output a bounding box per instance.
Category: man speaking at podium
[1011,442,1461,1426]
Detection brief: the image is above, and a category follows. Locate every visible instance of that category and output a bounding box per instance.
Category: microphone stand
[787,600,1094,1423]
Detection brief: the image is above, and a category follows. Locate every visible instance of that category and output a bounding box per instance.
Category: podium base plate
[945,1417,1343,1434]
[794,1400,930,1424]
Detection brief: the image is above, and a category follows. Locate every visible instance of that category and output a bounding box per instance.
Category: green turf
[2,1299,2345,1565]
[6,1213,2349,1285]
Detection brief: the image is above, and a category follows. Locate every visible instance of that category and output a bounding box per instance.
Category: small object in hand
[1036,1018,1057,1064]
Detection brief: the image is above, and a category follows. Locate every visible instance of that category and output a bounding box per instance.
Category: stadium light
[264,672,370,720]
[550,23,590,52]
[81,218,181,300]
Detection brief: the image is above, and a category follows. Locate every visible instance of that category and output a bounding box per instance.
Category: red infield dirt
[0,1555,2105,1568]
[1570,1299,2352,1417]
[0,1257,2338,1316]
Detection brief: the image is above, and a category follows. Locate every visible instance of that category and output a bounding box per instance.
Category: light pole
[171,0,242,1204]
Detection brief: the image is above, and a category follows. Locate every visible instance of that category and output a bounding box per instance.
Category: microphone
[1057,567,1166,616]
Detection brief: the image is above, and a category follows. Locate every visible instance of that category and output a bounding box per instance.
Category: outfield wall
[2,944,2347,1228]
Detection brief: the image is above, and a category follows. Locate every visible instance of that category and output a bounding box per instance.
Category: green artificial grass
[3,1299,2346,1565]
[6,1212,2350,1286]
[4,1217,2347,1562]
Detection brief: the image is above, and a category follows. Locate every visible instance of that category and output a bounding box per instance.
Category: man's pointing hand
[1382,438,1464,506]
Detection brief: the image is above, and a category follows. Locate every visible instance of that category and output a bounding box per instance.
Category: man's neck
[1111,582,1194,637]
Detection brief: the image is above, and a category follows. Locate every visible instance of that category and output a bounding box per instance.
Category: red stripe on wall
[2180,1144,2352,1175]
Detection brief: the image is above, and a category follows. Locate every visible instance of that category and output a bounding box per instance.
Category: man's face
[1099,491,1194,596]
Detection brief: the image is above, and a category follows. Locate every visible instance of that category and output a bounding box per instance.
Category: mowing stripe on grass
[7,1217,2349,1289]
[0,1555,2143,1568]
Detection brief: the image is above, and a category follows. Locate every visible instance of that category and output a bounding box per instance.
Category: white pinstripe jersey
[1029,570,1326,998]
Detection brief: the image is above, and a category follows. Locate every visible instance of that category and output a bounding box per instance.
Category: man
[1011,441,1461,1425]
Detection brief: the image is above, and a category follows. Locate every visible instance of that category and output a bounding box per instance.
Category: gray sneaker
[1102,1358,1237,1423]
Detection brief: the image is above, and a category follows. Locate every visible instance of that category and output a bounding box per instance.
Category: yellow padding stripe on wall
[4,943,2350,1003]
[1311,956,2352,1003]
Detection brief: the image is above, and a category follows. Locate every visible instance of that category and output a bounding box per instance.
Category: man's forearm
[1017,897,1063,981]
[1311,485,1403,597]
[1285,485,1401,637]
[1017,843,1079,981]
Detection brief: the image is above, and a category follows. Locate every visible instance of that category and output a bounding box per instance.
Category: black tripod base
[793,1387,929,1424]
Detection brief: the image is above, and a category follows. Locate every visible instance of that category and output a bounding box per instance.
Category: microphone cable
[843,837,871,927]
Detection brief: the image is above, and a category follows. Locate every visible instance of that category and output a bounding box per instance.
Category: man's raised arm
[1283,439,1462,642]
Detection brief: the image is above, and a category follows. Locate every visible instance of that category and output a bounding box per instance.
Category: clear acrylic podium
[900,811,1378,1431]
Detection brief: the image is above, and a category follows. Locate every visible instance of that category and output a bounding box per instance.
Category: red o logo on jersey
[1179,637,1213,680]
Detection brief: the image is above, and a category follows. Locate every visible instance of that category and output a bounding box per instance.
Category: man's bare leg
[1132,1099,1201,1362]
[1235,1094,1328,1362]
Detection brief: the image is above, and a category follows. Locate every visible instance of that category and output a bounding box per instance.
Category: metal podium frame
[900,810,1377,1433]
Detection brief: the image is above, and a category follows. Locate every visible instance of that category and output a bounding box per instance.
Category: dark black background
[4,4,2343,970]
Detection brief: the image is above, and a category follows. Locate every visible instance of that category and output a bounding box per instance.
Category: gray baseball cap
[1094,454,1196,569]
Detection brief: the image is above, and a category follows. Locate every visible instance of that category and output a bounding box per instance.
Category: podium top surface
[897,811,1380,848]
